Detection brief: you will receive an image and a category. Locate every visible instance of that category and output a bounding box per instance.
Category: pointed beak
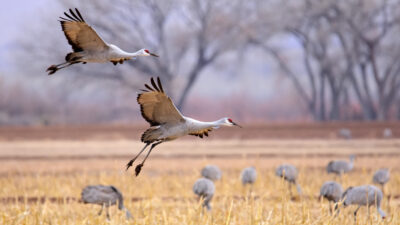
[149,52,159,57]
[232,122,242,128]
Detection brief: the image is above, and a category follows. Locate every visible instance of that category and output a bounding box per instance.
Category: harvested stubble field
[0,124,400,225]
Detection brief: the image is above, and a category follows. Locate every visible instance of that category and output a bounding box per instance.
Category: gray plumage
[326,155,355,177]
[241,167,257,185]
[373,169,390,193]
[81,185,132,220]
[275,164,302,196]
[342,185,386,219]
[338,128,352,139]
[201,165,222,181]
[383,128,392,138]
[320,181,343,214]
[193,178,215,210]
[320,181,343,203]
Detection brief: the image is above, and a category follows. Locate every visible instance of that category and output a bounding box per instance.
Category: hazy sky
[0,0,50,70]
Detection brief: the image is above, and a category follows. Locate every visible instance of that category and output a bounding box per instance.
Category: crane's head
[141,49,159,57]
[341,186,353,206]
[223,118,242,128]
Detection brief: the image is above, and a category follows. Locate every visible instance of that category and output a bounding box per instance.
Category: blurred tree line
[3,0,400,124]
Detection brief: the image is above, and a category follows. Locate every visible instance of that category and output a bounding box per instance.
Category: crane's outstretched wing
[138,77,185,126]
[59,8,108,52]
[189,128,213,138]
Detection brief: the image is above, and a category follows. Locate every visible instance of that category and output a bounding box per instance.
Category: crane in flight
[126,77,241,176]
[46,8,158,75]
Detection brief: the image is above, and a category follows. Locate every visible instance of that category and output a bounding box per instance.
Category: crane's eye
[144,49,150,53]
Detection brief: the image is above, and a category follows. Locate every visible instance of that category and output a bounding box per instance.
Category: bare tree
[251,0,400,121]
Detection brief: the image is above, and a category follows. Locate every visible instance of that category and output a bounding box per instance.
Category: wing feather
[138,77,184,126]
[59,8,108,52]
[189,128,213,138]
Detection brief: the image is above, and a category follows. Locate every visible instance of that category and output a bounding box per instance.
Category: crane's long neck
[205,118,227,129]
[120,49,143,58]
[186,118,226,131]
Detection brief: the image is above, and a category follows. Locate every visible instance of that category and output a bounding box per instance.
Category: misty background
[1,0,400,125]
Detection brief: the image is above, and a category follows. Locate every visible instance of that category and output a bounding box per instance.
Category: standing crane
[326,155,355,181]
[46,8,158,75]
[201,165,222,181]
[372,168,390,194]
[241,166,257,186]
[319,181,343,214]
[81,185,132,220]
[341,185,386,221]
[192,178,215,211]
[125,77,241,176]
[275,164,302,198]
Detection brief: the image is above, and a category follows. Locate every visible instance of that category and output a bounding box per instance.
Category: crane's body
[275,164,302,197]
[193,178,215,211]
[201,165,222,181]
[46,8,158,75]
[327,155,355,180]
[372,168,390,194]
[126,77,241,176]
[320,181,343,214]
[342,185,386,220]
[241,167,257,185]
[81,185,132,220]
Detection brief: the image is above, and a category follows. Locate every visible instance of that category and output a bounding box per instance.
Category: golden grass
[0,139,399,224]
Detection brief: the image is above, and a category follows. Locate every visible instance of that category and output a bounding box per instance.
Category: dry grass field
[0,125,399,224]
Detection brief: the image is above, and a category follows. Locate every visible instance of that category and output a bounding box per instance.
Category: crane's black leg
[126,143,150,170]
[135,141,163,176]
[46,61,79,75]
[353,205,360,222]
[98,204,104,216]
[288,182,293,199]
[106,206,110,220]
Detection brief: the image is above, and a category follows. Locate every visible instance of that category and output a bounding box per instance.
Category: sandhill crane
[326,155,355,180]
[275,164,302,197]
[46,8,158,75]
[193,178,215,211]
[319,181,343,214]
[241,166,257,185]
[383,128,392,138]
[341,185,386,221]
[201,165,222,181]
[81,185,132,220]
[125,77,241,176]
[338,128,352,139]
[372,168,390,194]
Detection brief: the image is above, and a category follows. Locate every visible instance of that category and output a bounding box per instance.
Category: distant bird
[372,168,390,194]
[46,8,158,75]
[383,128,393,138]
[125,77,241,176]
[342,185,386,220]
[320,181,343,214]
[338,128,352,139]
[201,165,222,181]
[326,155,355,179]
[241,167,257,185]
[193,178,215,211]
[275,164,302,197]
[81,185,132,220]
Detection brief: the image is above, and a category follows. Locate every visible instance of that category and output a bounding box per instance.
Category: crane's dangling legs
[126,143,150,171]
[46,61,80,75]
[135,141,163,176]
